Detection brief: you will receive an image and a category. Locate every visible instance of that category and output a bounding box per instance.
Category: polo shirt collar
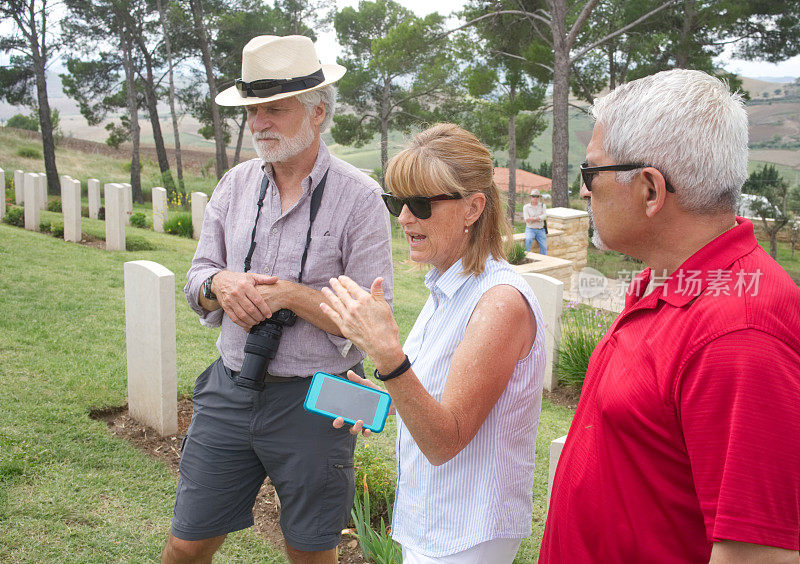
[625,217,758,309]
[425,258,472,300]
[260,139,331,195]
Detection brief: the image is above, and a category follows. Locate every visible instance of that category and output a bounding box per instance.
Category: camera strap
[243,169,330,282]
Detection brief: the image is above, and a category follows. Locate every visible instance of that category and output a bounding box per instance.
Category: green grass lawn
[0,217,573,562]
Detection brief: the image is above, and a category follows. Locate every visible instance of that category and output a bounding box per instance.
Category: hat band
[235,69,325,99]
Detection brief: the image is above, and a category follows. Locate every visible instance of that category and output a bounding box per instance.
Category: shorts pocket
[317,457,355,535]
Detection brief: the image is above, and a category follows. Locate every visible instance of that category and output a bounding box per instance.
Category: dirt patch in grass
[543,386,582,411]
[91,399,365,563]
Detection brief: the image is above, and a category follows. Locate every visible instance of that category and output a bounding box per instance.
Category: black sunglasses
[381,192,463,219]
[580,162,675,193]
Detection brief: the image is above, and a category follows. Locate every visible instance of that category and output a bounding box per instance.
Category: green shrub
[3,207,24,227]
[39,219,52,233]
[46,197,61,212]
[354,442,396,524]
[507,242,527,265]
[51,221,64,238]
[163,212,193,238]
[81,206,89,218]
[556,303,615,389]
[16,147,42,159]
[130,212,149,229]
[351,483,401,564]
[125,235,156,251]
[7,113,39,131]
[98,206,105,220]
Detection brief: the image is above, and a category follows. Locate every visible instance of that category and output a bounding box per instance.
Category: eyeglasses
[580,162,675,193]
[381,192,463,219]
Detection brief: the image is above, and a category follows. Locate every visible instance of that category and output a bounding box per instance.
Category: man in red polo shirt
[540,69,800,563]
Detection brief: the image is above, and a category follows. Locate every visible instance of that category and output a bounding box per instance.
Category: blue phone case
[303,371,392,433]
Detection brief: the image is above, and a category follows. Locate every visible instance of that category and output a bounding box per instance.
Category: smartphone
[304,371,392,433]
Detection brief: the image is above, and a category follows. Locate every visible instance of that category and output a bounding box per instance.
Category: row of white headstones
[0,167,209,250]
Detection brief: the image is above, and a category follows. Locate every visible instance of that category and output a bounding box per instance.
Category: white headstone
[121,182,133,224]
[0,168,5,222]
[36,173,47,210]
[191,191,208,240]
[522,272,564,391]
[546,435,568,513]
[14,169,24,205]
[23,172,40,230]
[62,177,82,243]
[105,183,126,251]
[88,178,101,219]
[124,260,178,436]
[152,187,167,233]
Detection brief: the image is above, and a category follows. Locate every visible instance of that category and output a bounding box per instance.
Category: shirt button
[272,227,277,233]
[264,266,270,273]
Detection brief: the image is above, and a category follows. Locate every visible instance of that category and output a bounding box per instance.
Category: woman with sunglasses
[320,123,546,563]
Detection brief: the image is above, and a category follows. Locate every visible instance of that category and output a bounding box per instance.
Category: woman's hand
[331,370,396,436]
[320,276,404,372]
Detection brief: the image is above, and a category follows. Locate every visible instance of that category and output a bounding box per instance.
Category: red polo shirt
[540,218,800,563]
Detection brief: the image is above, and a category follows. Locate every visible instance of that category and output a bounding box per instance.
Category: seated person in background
[321,123,547,564]
[524,189,547,254]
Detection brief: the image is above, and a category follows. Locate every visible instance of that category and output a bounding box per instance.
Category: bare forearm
[709,540,798,563]
[198,289,221,312]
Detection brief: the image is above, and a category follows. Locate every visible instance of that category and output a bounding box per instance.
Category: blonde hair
[385,123,510,276]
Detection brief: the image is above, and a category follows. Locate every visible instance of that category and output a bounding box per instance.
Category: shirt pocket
[302,236,343,287]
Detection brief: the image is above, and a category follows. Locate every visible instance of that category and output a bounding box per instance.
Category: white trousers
[402,538,523,564]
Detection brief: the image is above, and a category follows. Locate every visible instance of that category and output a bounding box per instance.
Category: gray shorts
[170,357,360,551]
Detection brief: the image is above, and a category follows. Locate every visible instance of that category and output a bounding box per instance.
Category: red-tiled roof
[493,168,552,193]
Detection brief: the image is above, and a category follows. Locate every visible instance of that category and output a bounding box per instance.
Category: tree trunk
[121,26,142,202]
[550,0,570,208]
[136,36,174,202]
[507,83,517,224]
[770,233,778,259]
[379,78,390,188]
[157,0,185,194]
[189,0,228,179]
[234,110,246,166]
[676,0,695,69]
[28,1,59,195]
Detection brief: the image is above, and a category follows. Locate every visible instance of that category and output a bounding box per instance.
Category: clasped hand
[212,270,284,330]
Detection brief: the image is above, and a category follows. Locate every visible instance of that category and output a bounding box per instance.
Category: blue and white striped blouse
[391,256,546,557]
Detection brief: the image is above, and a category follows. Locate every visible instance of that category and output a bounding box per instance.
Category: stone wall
[515,207,590,272]
[748,216,797,244]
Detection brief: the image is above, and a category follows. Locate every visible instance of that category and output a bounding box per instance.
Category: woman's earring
[464,227,469,234]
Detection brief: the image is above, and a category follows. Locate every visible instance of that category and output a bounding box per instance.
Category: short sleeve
[676,329,800,550]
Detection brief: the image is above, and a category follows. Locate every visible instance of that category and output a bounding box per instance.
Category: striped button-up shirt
[185,141,393,376]
[392,257,546,556]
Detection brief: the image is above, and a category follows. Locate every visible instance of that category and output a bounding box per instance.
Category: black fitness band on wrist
[374,355,411,382]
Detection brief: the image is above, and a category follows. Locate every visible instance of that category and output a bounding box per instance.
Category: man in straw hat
[162,35,393,563]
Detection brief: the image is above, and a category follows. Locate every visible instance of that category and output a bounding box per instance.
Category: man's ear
[311,101,326,128]
[641,168,667,218]
[465,193,487,226]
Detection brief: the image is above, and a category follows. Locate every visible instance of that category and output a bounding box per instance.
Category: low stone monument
[0,168,5,222]
[123,260,178,436]
[521,273,564,391]
[14,169,24,205]
[152,187,167,233]
[62,176,82,243]
[105,183,126,251]
[23,172,40,231]
[547,435,568,513]
[191,192,207,240]
[121,182,133,224]
[36,173,47,210]
[88,178,101,219]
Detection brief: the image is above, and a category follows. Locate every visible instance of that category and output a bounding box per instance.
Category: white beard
[251,115,316,163]
[588,202,610,250]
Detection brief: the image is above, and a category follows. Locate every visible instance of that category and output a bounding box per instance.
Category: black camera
[236,308,297,390]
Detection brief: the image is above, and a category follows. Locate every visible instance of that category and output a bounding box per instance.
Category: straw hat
[215,35,346,107]
[530,189,541,197]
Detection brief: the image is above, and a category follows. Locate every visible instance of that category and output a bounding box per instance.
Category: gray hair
[590,69,748,214]
[296,85,337,133]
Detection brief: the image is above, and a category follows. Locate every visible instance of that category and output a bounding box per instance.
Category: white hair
[590,69,748,214]
[295,85,337,133]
